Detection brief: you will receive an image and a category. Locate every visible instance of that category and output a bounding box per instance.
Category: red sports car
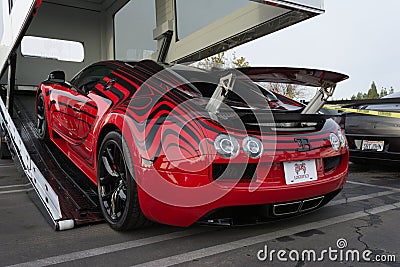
[36,60,349,230]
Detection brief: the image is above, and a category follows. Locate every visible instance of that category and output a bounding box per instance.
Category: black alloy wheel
[36,92,49,140]
[97,131,150,231]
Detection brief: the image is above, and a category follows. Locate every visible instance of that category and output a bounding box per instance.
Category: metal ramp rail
[0,94,103,230]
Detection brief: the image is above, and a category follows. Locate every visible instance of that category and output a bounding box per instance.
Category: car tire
[36,92,49,141]
[97,131,150,231]
[0,139,11,159]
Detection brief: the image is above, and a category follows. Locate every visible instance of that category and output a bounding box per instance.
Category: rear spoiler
[237,67,349,87]
[237,67,349,115]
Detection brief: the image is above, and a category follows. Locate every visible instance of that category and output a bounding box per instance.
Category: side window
[71,66,113,93]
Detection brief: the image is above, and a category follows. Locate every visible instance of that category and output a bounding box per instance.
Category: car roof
[382,91,400,99]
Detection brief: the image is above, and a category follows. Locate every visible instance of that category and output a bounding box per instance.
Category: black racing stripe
[180,119,203,144]
[116,68,147,86]
[109,87,126,103]
[110,72,139,94]
[143,116,168,133]
[147,103,174,121]
[161,129,198,156]
[196,118,225,133]
[149,115,202,146]
[122,97,205,141]
[122,107,203,148]
[92,88,110,100]
[144,124,161,150]
[141,119,200,156]
[164,143,196,158]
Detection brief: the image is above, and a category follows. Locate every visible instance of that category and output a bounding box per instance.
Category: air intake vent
[323,155,341,173]
[212,163,257,180]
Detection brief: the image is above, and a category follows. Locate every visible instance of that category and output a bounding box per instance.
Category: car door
[50,66,112,146]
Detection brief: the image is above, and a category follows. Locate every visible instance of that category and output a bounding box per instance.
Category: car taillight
[214,134,240,158]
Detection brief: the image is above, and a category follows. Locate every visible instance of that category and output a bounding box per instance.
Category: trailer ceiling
[42,0,129,13]
[1,0,325,86]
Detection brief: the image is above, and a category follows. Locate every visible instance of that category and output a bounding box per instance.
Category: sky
[233,0,400,100]
[1,0,399,100]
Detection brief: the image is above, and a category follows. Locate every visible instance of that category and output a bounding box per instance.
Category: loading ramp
[0,0,325,230]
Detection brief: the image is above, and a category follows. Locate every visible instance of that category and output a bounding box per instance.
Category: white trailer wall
[15,2,103,85]
[1,0,324,86]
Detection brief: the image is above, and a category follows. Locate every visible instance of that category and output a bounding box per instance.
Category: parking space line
[0,188,33,195]
[326,190,398,207]
[8,201,400,267]
[0,183,31,189]
[347,181,400,192]
[131,202,400,267]
[6,229,214,267]
[0,164,15,167]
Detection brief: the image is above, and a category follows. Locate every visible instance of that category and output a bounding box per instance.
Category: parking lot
[0,159,399,267]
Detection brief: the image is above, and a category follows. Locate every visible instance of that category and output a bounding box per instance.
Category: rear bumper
[198,189,341,226]
[349,150,400,162]
[136,165,348,227]
[347,134,400,162]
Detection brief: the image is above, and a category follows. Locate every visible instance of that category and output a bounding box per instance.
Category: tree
[263,83,305,100]
[367,81,379,99]
[231,52,250,68]
[350,81,389,100]
[197,51,249,69]
[198,52,307,99]
[379,87,388,98]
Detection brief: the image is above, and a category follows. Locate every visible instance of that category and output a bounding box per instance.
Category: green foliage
[197,51,249,69]
[350,81,394,100]
[232,52,250,68]
[367,81,379,99]
[198,52,227,69]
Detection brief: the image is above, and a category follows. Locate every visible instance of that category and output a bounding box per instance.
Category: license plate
[283,160,318,185]
[361,140,384,152]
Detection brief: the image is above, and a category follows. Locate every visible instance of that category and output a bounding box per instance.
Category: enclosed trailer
[0,0,325,230]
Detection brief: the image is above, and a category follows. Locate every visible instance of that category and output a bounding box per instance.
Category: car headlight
[337,130,346,148]
[330,133,340,152]
[243,136,263,158]
[214,134,240,158]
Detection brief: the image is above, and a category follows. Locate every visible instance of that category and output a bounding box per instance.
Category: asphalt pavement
[0,160,399,267]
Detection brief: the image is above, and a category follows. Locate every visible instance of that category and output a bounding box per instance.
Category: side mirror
[48,71,65,83]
